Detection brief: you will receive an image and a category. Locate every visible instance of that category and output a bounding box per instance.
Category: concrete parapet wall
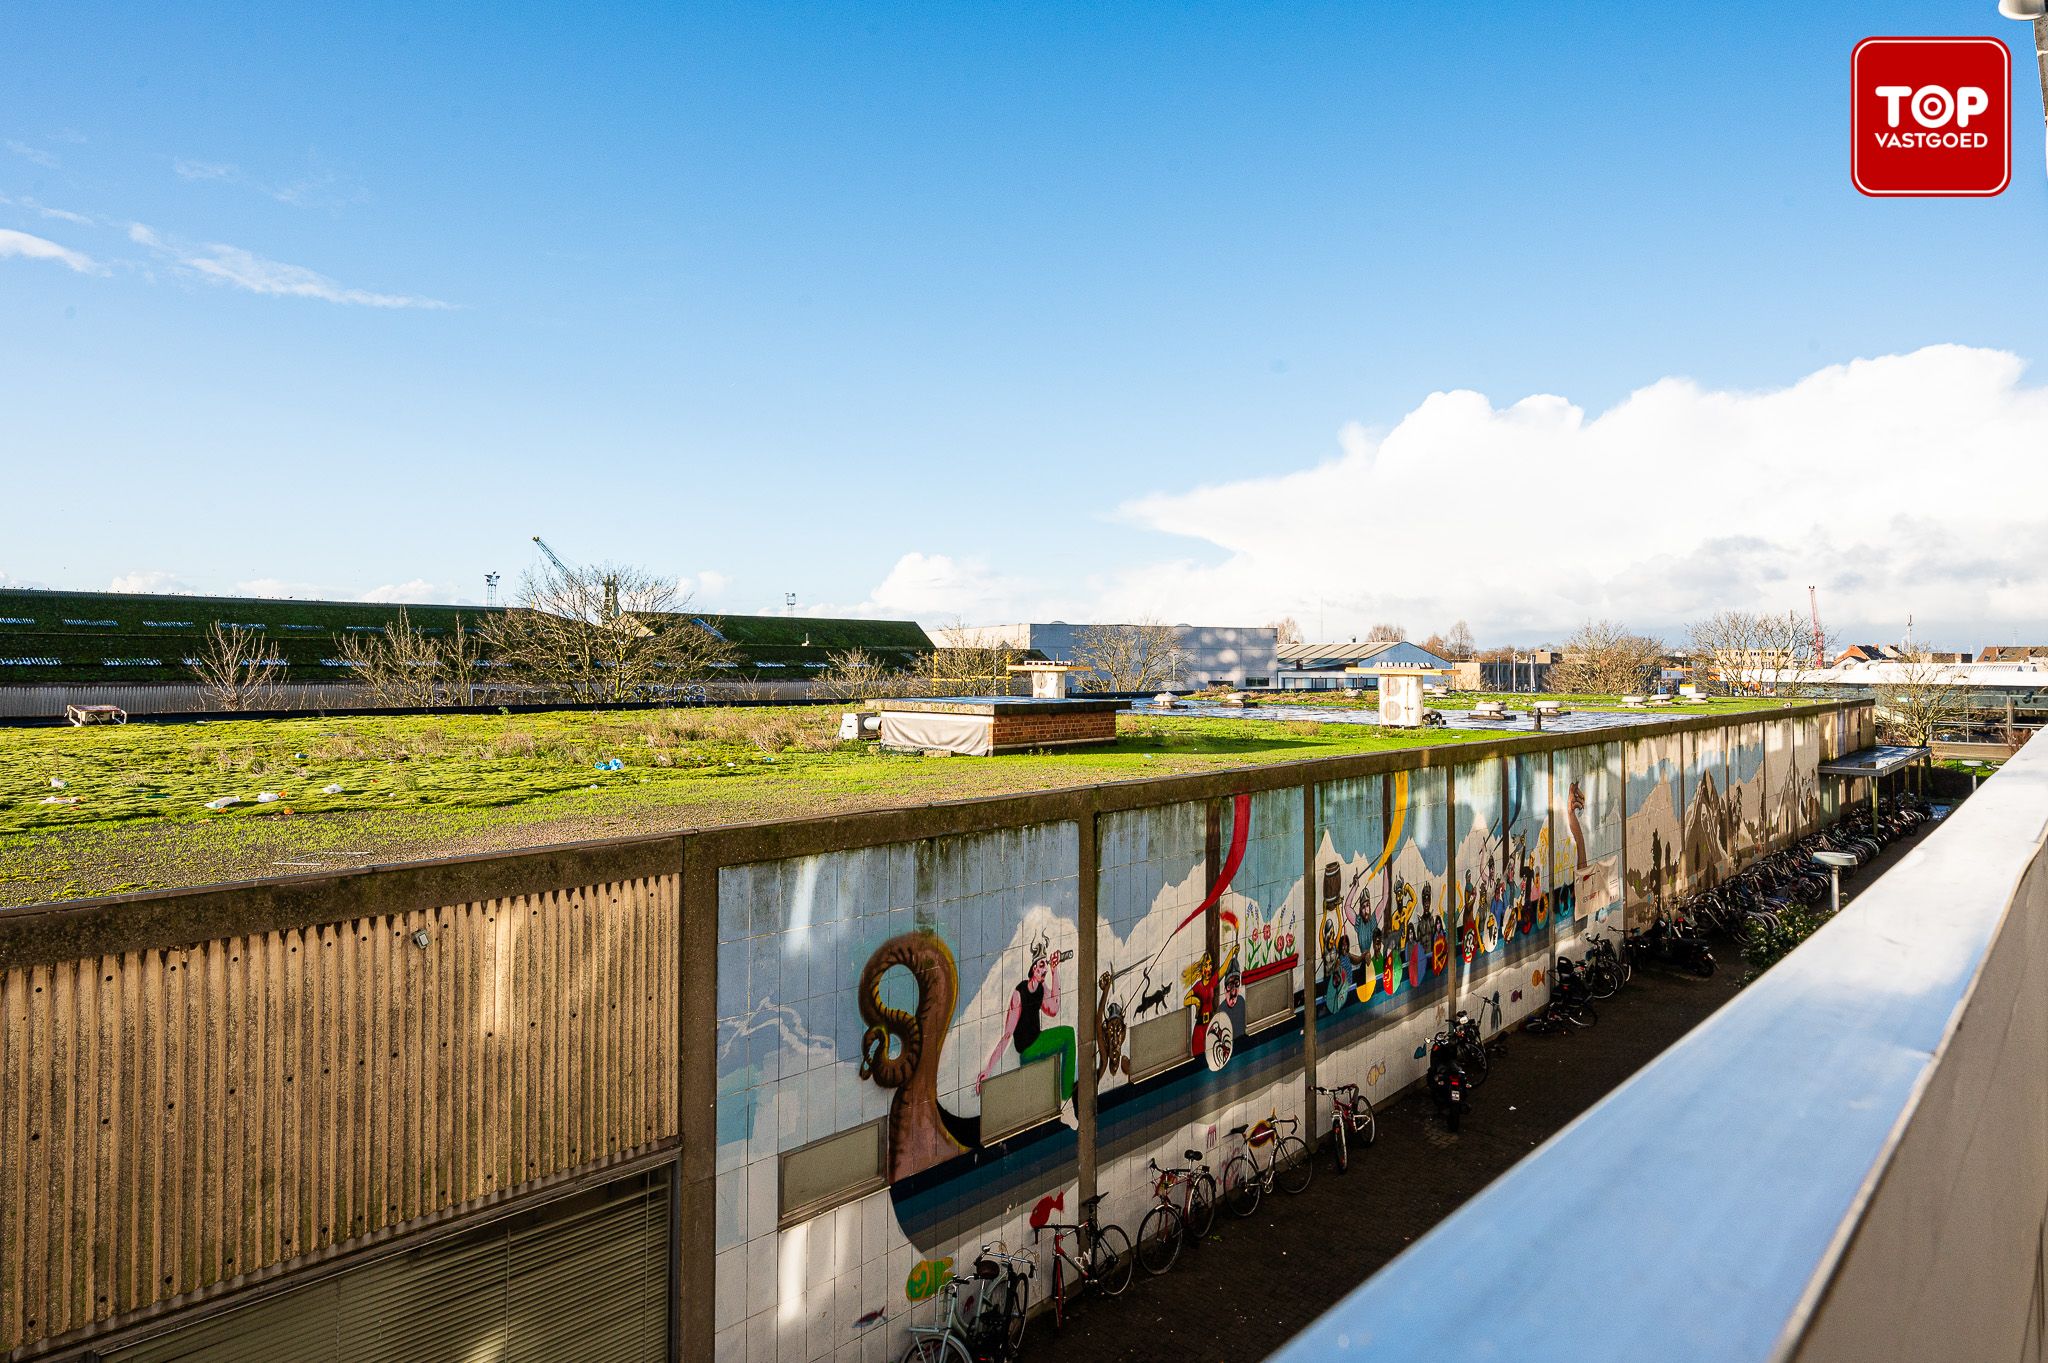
[0,700,1869,1361]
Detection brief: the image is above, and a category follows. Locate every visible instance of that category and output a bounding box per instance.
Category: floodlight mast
[532,535,619,622]
[1998,1,2048,177]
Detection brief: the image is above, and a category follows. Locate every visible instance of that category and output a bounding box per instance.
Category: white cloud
[679,569,730,603]
[825,552,1034,623]
[0,570,50,590]
[108,570,195,594]
[360,580,457,604]
[0,193,95,226]
[234,578,329,599]
[0,227,101,274]
[1105,346,2048,648]
[128,221,450,309]
[171,158,236,181]
[5,140,59,168]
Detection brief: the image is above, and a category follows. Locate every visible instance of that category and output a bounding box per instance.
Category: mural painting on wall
[1559,742,1623,935]
[1094,792,1301,1077]
[856,926,1082,1191]
[711,821,1085,1274]
[1625,735,1685,919]
[1681,730,1731,894]
[1453,758,1555,978]
[1314,770,1450,1023]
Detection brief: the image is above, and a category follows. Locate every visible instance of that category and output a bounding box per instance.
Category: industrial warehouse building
[931,621,1280,689]
[0,587,932,716]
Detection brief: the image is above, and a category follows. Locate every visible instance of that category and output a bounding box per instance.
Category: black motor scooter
[1426,1029,1470,1132]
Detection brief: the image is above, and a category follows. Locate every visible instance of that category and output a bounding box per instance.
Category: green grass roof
[0,588,932,684]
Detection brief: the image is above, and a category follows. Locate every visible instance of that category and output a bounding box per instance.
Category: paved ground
[1020,817,1942,1363]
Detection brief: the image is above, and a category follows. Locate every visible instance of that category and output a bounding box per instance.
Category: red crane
[1808,586,1826,669]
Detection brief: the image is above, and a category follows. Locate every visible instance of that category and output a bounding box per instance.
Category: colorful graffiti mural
[709,713,1850,1363]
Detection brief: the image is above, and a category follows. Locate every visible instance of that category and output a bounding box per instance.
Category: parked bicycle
[1034,1193,1134,1326]
[1582,934,1628,999]
[899,1247,1030,1363]
[1137,1151,1218,1275]
[1315,1083,1377,1173]
[971,1246,1033,1361]
[898,1270,981,1363]
[1221,1114,1312,1216]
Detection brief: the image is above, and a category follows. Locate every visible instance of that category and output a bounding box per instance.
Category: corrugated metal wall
[0,874,680,1355]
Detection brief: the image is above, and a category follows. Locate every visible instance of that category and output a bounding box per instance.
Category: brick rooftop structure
[867,695,1126,755]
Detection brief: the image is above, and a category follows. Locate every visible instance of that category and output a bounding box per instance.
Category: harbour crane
[533,536,619,621]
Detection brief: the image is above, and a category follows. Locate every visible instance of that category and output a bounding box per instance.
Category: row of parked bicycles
[904,803,1936,1359]
[1676,794,1929,949]
[902,1087,1377,1360]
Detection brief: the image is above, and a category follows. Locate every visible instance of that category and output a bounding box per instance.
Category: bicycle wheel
[1589,963,1618,1000]
[1275,1136,1313,1195]
[1004,1274,1029,1358]
[1352,1099,1377,1148]
[1089,1224,1135,1298]
[1331,1114,1349,1174]
[1221,1154,1262,1218]
[901,1335,973,1363]
[1458,1040,1490,1088]
[1185,1172,1217,1240]
[1136,1203,1182,1275]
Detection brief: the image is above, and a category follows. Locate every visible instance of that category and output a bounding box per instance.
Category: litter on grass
[594,758,625,771]
[39,795,79,805]
[256,792,282,803]
[321,783,344,795]
[49,777,67,789]
[204,796,241,811]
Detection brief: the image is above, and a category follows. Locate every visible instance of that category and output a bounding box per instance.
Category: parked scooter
[1426,1028,1470,1132]
[1626,917,1716,978]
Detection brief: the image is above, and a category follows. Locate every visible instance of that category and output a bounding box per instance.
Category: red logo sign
[1853,37,2009,197]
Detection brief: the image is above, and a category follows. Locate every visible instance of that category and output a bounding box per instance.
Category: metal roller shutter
[103,1169,671,1363]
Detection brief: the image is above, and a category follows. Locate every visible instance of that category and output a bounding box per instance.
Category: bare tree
[482,560,737,703]
[1445,621,1475,660]
[440,616,486,705]
[188,622,287,711]
[335,608,444,706]
[1365,622,1406,642]
[1549,620,1666,695]
[914,636,1023,695]
[815,647,904,700]
[336,610,491,707]
[1072,620,1186,692]
[1686,609,1812,695]
[1268,616,1303,646]
[1873,654,1966,747]
[1421,632,1451,658]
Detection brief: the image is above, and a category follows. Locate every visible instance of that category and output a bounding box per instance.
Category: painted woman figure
[978,939,1077,1105]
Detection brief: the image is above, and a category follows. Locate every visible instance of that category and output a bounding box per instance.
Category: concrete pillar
[1076,807,1099,1210]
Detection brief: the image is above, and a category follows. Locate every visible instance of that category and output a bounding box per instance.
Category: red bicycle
[1315,1083,1377,1173]
[1135,1151,1218,1275]
[1033,1193,1134,1326]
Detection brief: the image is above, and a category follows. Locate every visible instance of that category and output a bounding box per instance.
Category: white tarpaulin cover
[878,710,994,756]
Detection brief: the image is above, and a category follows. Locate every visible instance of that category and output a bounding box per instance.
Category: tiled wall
[712,823,1081,1363]
[709,711,1855,1363]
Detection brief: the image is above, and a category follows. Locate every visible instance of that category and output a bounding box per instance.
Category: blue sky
[3,2,2045,646]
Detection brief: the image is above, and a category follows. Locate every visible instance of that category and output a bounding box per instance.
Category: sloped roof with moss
[0,587,932,684]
